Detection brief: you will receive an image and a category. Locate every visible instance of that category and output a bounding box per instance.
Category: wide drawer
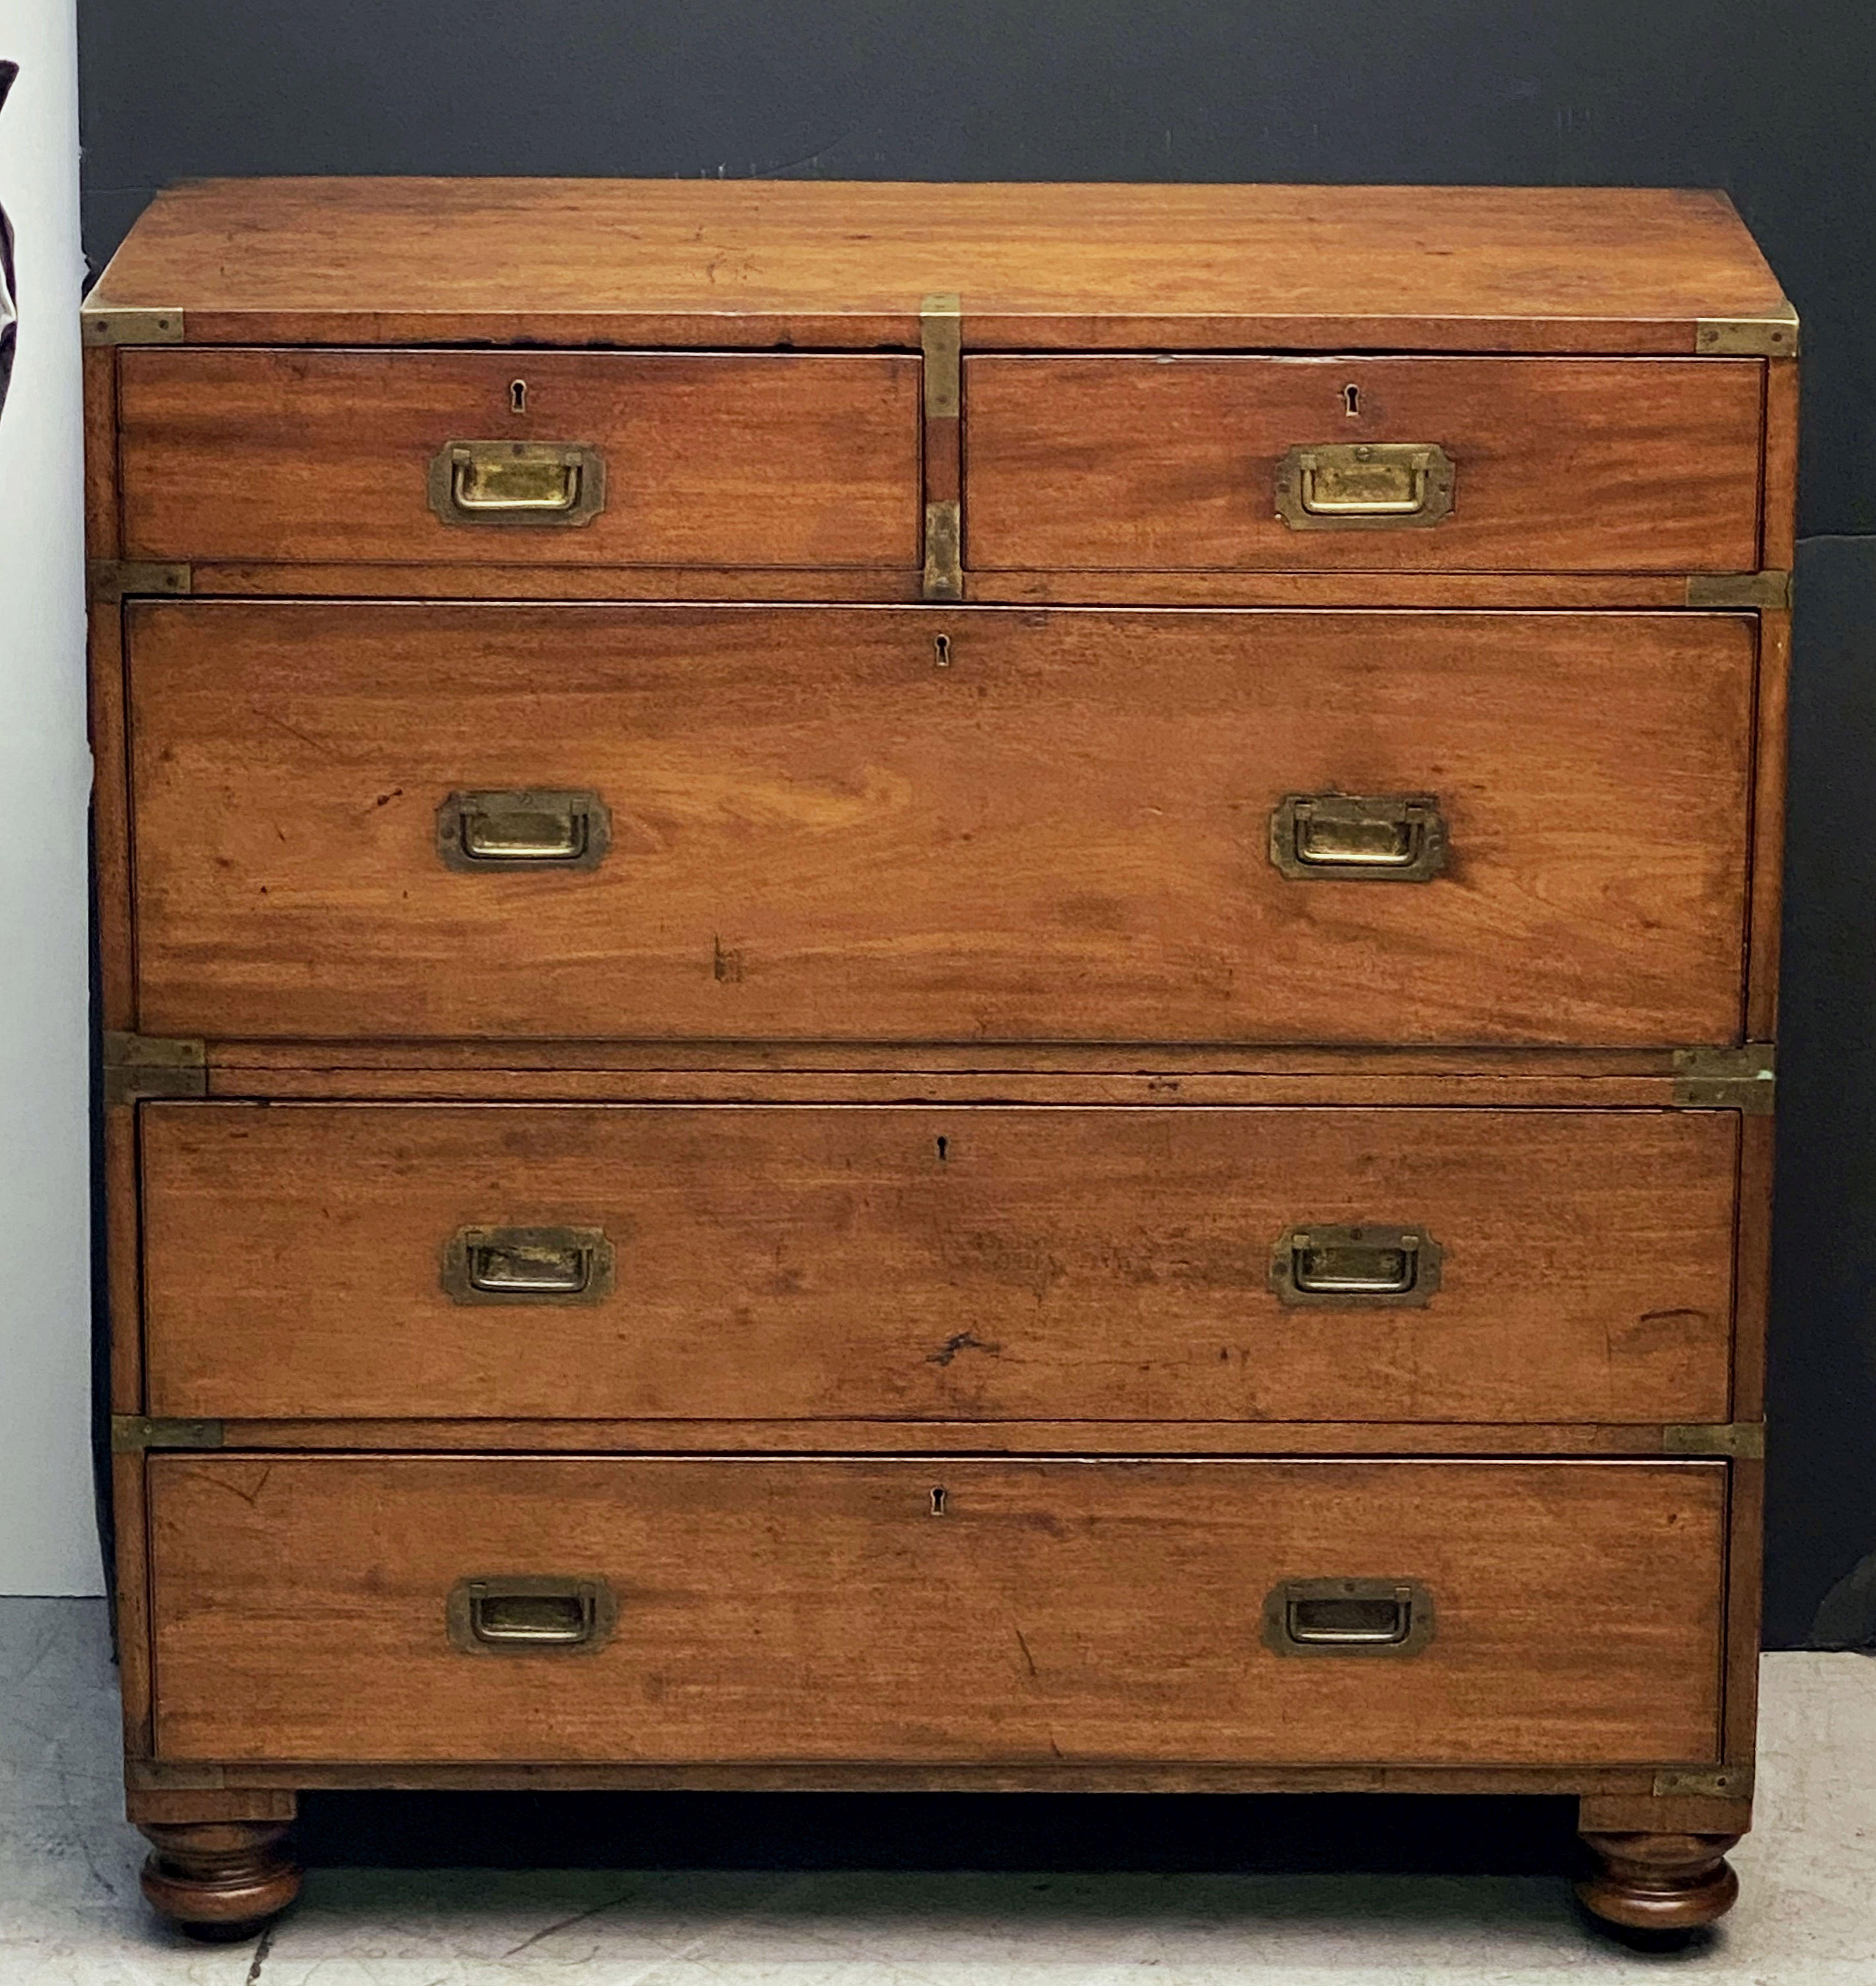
[117,349,922,570]
[127,602,1755,1046]
[965,356,1764,573]
[147,1455,1726,1766]
[141,1103,1738,1425]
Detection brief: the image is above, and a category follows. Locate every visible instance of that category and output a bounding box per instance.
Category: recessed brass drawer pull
[447,1576,617,1654]
[441,1226,615,1304]
[1274,443,1455,529]
[1269,793,1447,881]
[1264,1579,1435,1656]
[1269,1223,1443,1307]
[427,441,607,526]
[436,790,611,871]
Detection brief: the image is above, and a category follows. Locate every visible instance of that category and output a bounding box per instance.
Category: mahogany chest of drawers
[84,179,1795,1939]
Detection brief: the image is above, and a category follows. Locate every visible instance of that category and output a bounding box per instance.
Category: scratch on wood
[201,1466,272,1509]
[247,704,333,758]
[927,1332,1002,1366]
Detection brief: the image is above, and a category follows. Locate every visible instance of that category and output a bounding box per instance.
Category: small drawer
[147,1455,1726,1766]
[117,349,921,570]
[127,601,1754,1046]
[964,356,1764,573]
[141,1103,1738,1426]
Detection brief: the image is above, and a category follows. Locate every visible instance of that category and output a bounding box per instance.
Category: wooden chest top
[85,177,1793,354]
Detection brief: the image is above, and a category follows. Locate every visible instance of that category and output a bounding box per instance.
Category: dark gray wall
[77,0,1876,1646]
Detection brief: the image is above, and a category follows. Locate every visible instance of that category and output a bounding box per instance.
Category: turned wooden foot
[1577,1830,1741,1937]
[138,1820,301,1941]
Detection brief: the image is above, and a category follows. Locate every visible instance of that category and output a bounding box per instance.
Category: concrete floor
[2,1599,1872,1984]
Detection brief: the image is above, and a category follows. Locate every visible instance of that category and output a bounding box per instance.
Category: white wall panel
[0,0,97,1594]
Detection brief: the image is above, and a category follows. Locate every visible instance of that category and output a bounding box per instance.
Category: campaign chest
[84,178,1794,1938]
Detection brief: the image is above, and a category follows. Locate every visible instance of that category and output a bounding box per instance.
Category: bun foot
[1577,1829,1741,1935]
[138,1820,301,1940]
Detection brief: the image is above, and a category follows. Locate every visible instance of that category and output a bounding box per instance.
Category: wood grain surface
[969,573,1700,610]
[175,1423,1726,1458]
[87,180,1788,352]
[184,563,925,603]
[118,350,920,570]
[148,1761,1725,1797]
[965,357,1764,573]
[147,1456,1726,1767]
[140,1103,1738,1425]
[1731,1116,1775,1427]
[198,1040,1691,1075]
[126,602,1756,1047]
[83,346,120,557]
[112,1452,153,1762]
[89,177,1789,1827]
[1762,358,1800,572]
[188,1042,1698,1109]
[197,1067,1691,1108]
[1723,1455,1765,1765]
[87,607,136,1032]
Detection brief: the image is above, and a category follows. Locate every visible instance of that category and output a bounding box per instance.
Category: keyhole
[936,1136,949,1162]
[509,379,528,414]
[930,1486,948,1516]
[933,634,952,668]
[1343,383,1361,417]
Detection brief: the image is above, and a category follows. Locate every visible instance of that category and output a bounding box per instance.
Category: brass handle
[1269,793,1447,882]
[1274,444,1455,530]
[427,441,606,526]
[436,790,611,871]
[1269,1224,1443,1308]
[1263,1579,1434,1657]
[447,1576,617,1654]
[441,1226,615,1305]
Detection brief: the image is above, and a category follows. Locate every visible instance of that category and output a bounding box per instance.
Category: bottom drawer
[148,1457,1726,1768]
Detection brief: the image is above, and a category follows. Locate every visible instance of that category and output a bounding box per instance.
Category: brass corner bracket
[81,305,185,346]
[1662,1423,1766,1460]
[88,561,192,605]
[1695,306,1799,358]
[111,1416,225,1454]
[1686,570,1791,611]
[1653,1766,1755,1801]
[103,1032,208,1106]
[1672,1045,1776,1114]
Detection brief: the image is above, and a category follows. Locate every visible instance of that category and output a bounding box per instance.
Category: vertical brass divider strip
[920,293,963,601]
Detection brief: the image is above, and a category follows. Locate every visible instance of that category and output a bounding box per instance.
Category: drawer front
[117,350,921,569]
[142,1103,1737,1425]
[965,357,1764,573]
[148,1456,1726,1766]
[128,602,1754,1046]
